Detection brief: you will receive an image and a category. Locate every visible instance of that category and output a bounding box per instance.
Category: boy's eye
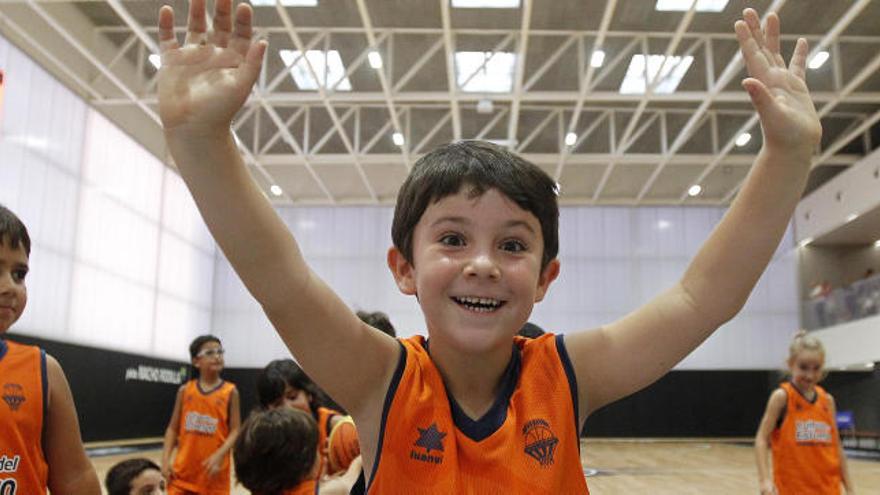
[12,268,27,282]
[439,234,465,247]
[500,239,526,253]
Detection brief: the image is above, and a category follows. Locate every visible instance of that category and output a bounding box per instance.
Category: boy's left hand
[735,8,821,156]
[202,451,225,478]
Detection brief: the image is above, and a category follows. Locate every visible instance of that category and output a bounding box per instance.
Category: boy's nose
[464,253,500,280]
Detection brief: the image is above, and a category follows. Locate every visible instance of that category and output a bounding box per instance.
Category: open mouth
[452,296,506,313]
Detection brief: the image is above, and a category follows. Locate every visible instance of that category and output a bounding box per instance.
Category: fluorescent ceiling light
[657,219,671,230]
[451,0,520,8]
[564,132,577,146]
[798,238,813,248]
[368,51,383,69]
[590,50,606,68]
[655,0,729,12]
[687,184,702,197]
[279,50,352,91]
[735,132,751,147]
[875,239,880,248]
[148,54,161,69]
[866,362,875,369]
[619,54,694,94]
[808,51,829,70]
[270,185,283,196]
[455,51,516,93]
[251,0,319,6]
[392,132,405,146]
[846,213,858,222]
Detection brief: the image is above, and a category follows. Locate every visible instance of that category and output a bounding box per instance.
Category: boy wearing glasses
[161,335,240,495]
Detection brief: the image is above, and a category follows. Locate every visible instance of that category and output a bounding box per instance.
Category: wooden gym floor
[89,438,880,494]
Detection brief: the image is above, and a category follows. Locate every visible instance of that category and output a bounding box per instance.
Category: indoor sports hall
[1,1,879,494]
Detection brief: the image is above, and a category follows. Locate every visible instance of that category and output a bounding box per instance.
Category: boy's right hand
[161,462,174,482]
[759,480,777,494]
[157,0,267,135]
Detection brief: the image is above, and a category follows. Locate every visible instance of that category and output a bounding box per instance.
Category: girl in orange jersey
[256,359,358,477]
[0,204,101,494]
[755,332,855,495]
[162,335,241,495]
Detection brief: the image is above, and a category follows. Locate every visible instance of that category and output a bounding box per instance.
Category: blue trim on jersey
[196,379,226,395]
[555,334,581,448]
[366,340,407,491]
[447,343,521,442]
[0,338,7,362]
[40,349,48,422]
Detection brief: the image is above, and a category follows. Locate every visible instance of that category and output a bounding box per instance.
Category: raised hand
[157,0,266,134]
[735,8,821,155]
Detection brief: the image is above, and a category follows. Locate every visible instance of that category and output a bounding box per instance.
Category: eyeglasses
[197,348,225,359]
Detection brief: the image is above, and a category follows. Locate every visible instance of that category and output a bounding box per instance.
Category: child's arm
[203,388,242,476]
[156,0,398,418]
[319,456,364,495]
[828,395,856,494]
[161,385,185,480]
[754,388,785,495]
[564,8,821,419]
[43,355,101,494]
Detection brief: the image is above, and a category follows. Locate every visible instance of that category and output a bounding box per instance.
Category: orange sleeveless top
[365,334,587,494]
[171,379,236,494]
[771,382,841,495]
[0,339,49,495]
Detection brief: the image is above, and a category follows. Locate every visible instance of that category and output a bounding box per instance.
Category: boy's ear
[534,258,560,303]
[387,247,417,296]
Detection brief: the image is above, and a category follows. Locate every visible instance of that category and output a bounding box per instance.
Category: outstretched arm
[156,0,398,417]
[565,8,821,418]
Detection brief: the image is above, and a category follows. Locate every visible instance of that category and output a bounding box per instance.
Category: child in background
[105,458,166,495]
[157,1,821,491]
[162,335,240,495]
[755,332,855,495]
[0,204,101,493]
[233,408,361,495]
[256,359,358,476]
[356,311,396,338]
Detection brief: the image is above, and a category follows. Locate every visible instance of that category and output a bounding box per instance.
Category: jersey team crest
[2,383,25,412]
[523,418,559,467]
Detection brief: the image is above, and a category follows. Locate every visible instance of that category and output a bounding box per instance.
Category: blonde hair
[787,330,826,364]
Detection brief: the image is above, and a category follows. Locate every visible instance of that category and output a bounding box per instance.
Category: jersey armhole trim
[366,340,407,490]
[555,334,581,446]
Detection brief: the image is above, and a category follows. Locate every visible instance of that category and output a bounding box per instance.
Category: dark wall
[6,333,879,441]
[6,333,188,442]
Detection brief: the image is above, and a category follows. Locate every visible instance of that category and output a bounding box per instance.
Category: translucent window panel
[82,110,162,221]
[162,171,214,252]
[153,294,212,361]
[0,146,24,211]
[157,231,215,308]
[46,82,87,175]
[69,264,154,352]
[12,247,73,340]
[28,166,78,254]
[1,47,36,136]
[76,186,159,285]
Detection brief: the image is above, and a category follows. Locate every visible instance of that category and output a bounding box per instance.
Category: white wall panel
[213,205,798,368]
[1,33,215,360]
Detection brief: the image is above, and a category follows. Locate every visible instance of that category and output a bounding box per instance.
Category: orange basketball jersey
[364,333,588,494]
[171,379,236,495]
[771,382,842,495]
[0,339,49,495]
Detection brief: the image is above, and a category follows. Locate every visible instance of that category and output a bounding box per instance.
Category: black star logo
[415,423,447,453]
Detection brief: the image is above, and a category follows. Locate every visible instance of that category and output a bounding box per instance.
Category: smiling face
[0,239,29,334]
[389,187,559,354]
[788,349,824,395]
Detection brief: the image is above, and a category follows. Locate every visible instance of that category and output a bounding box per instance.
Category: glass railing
[803,274,880,330]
